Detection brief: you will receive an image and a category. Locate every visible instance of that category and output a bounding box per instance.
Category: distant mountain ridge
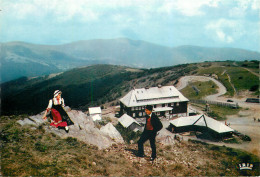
[1,38,260,82]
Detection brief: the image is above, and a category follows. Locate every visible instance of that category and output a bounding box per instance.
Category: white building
[119,85,189,118]
[169,114,234,138]
[88,107,102,121]
[118,114,142,131]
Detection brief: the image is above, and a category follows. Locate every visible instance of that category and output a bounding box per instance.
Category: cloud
[158,0,221,16]
[252,0,260,10]
[205,19,245,43]
[228,0,260,18]
[3,0,102,22]
[3,0,223,23]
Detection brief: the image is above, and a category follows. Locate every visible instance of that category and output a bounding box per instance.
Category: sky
[1,0,260,52]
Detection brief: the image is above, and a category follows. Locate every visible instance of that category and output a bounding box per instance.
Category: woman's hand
[42,116,47,120]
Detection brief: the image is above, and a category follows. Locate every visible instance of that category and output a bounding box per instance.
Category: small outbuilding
[89,107,102,121]
[169,114,234,139]
[118,114,142,132]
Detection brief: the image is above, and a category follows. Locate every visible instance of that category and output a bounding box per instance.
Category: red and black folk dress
[46,98,74,128]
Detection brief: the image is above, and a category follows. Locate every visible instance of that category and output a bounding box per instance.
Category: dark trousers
[138,130,157,158]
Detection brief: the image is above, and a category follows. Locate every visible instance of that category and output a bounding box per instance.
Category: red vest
[146,116,154,130]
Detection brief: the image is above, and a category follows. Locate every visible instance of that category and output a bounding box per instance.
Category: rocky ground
[17,107,124,149]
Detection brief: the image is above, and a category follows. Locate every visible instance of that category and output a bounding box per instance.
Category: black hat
[145,105,153,111]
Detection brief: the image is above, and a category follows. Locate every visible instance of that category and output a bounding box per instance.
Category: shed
[118,114,142,131]
[89,107,102,121]
[169,114,234,138]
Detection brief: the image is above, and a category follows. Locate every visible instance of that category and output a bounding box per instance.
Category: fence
[190,99,239,109]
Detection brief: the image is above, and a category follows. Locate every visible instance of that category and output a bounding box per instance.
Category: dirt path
[226,73,237,95]
[243,67,260,77]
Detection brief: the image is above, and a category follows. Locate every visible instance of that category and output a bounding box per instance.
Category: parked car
[227,99,234,102]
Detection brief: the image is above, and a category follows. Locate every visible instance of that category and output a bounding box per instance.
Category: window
[176,103,179,106]
[139,112,142,116]
[162,104,165,107]
[168,103,171,107]
[154,105,157,108]
[133,113,135,117]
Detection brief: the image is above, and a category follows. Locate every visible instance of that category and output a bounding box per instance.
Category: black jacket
[145,113,163,132]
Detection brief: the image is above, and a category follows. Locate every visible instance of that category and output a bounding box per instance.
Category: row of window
[131,103,180,111]
[136,96,179,103]
[132,110,177,118]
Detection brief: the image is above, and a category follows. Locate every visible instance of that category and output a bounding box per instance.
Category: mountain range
[1,38,260,83]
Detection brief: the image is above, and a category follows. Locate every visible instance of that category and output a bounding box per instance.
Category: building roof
[118,114,141,128]
[89,107,102,115]
[169,114,233,133]
[120,86,189,107]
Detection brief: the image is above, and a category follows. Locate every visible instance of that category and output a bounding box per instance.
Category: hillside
[1,64,194,115]
[1,60,259,116]
[1,114,259,176]
[2,38,260,82]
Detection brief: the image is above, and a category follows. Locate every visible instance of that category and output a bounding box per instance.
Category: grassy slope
[180,80,219,100]
[1,64,196,115]
[1,60,258,115]
[1,116,259,176]
[196,61,259,96]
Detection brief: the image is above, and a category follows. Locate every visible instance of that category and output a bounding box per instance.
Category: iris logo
[239,163,253,170]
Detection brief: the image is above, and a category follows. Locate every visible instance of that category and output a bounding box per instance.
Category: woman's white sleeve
[47,99,53,109]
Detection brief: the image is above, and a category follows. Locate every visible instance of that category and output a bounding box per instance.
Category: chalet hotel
[119,85,189,118]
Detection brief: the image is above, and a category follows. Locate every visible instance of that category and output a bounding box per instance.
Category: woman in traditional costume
[42,90,74,133]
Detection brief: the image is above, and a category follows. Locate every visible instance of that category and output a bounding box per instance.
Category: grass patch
[196,66,235,96]
[209,105,241,120]
[181,80,219,99]
[196,65,259,96]
[226,67,259,93]
[190,103,241,120]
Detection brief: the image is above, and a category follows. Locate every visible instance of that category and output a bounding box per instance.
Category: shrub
[242,135,251,141]
[249,85,259,91]
[35,142,47,152]
[65,137,79,146]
